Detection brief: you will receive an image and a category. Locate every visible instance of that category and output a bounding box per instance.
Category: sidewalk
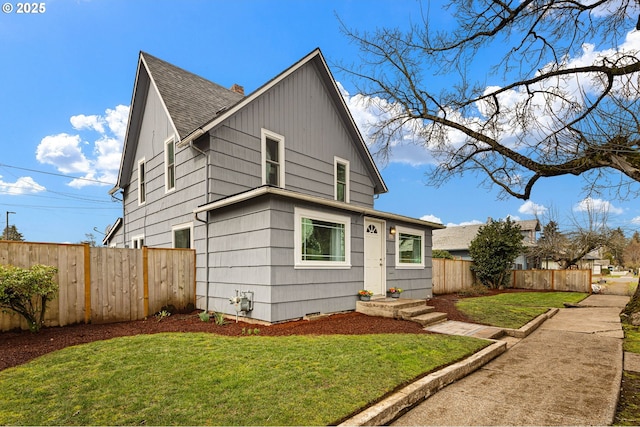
[390,294,628,426]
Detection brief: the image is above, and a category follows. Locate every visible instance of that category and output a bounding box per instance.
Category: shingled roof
[433,219,540,251]
[141,52,244,139]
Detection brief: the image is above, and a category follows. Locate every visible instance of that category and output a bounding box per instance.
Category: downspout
[189,136,211,312]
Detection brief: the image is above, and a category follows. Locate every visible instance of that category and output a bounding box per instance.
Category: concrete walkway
[391,294,628,426]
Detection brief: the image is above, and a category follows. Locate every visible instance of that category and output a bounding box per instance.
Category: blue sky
[0,0,638,244]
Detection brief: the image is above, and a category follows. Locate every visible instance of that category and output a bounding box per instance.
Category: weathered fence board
[433,258,592,294]
[0,241,195,331]
[432,259,476,294]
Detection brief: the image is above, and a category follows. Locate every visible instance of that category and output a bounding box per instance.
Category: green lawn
[456,291,589,329]
[0,332,487,426]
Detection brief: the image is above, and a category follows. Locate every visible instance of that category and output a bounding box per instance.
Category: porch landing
[356,298,448,327]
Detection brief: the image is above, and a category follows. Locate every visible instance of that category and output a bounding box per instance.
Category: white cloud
[36,133,91,174]
[0,175,45,195]
[420,214,442,224]
[70,114,105,134]
[631,216,640,225]
[518,200,548,216]
[36,105,129,187]
[445,220,483,227]
[340,29,640,168]
[574,197,624,215]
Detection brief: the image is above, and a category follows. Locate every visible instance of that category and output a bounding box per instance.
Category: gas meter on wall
[229,290,254,313]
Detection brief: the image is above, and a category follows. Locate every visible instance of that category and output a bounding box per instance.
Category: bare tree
[529,201,612,269]
[340,0,640,200]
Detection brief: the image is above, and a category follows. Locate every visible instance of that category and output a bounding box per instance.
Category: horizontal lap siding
[205,198,272,319]
[269,199,365,323]
[386,223,433,299]
[125,83,205,248]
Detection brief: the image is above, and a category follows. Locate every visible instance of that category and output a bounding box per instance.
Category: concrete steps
[410,311,449,327]
[356,298,448,327]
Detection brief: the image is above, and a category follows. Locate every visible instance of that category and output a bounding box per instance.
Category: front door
[364,218,385,296]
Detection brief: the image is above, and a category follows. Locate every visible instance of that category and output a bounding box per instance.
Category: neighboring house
[104,48,444,323]
[432,219,540,269]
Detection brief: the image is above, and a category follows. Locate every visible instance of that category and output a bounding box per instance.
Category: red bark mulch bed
[0,290,508,372]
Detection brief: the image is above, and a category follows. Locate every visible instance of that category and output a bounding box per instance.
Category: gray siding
[206,62,376,206]
[201,195,434,323]
[123,84,206,250]
[385,223,433,300]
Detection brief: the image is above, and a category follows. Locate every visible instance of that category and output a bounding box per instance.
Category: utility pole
[5,211,15,240]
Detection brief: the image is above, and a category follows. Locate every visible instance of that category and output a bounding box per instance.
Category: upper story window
[172,223,193,249]
[261,129,285,187]
[165,137,176,192]
[137,158,146,205]
[334,157,350,203]
[395,226,425,268]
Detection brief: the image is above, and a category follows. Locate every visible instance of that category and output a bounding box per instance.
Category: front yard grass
[456,291,589,329]
[0,332,487,426]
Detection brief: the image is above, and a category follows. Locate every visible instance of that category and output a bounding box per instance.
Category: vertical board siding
[0,241,195,331]
[432,258,592,294]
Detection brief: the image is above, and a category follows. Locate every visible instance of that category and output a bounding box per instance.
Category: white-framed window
[261,128,285,187]
[165,136,176,192]
[137,158,146,205]
[294,208,351,269]
[172,222,193,249]
[334,157,350,203]
[132,234,145,249]
[395,226,425,268]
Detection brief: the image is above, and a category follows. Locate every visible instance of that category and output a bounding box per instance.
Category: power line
[0,163,116,186]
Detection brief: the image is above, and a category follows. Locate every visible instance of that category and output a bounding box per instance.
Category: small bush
[198,311,210,322]
[0,264,58,332]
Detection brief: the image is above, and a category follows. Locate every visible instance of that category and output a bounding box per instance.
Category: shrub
[0,264,58,332]
[469,218,524,289]
[432,249,454,259]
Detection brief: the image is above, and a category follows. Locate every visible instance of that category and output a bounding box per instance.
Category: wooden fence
[432,258,592,294]
[0,241,195,332]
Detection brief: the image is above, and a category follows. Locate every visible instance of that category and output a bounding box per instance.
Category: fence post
[143,246,149,317]
[83,244,91,324]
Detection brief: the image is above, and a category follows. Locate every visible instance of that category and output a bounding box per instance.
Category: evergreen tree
[469,218,524,289]
[1,225,24,241]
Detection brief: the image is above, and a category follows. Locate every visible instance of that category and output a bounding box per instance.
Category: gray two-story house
[104,48,444,323]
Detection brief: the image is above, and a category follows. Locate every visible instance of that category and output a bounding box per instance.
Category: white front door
[364,218,385,296]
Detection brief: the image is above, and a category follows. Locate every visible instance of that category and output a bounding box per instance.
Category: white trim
[131,234,145,249]
[364,217,386,295]
[194,186,445,230]
[395,226,425,269]
[137,158,146,206]
[165,136,176,193]
[174,49,387,194]
[294,207,351,269]
[261,128,285,188]
[140,54,181,140]
[172,222,193,249]
[334,156,350,203]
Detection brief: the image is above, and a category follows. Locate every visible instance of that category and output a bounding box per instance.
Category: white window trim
[334,156,350,203]
[261,128,285,188]
[131,234,145,249]
[294,207,351,269]
[172,222,194,249]
[395,226,425,269]
[137,158,146,206]
[165,136,176,193]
